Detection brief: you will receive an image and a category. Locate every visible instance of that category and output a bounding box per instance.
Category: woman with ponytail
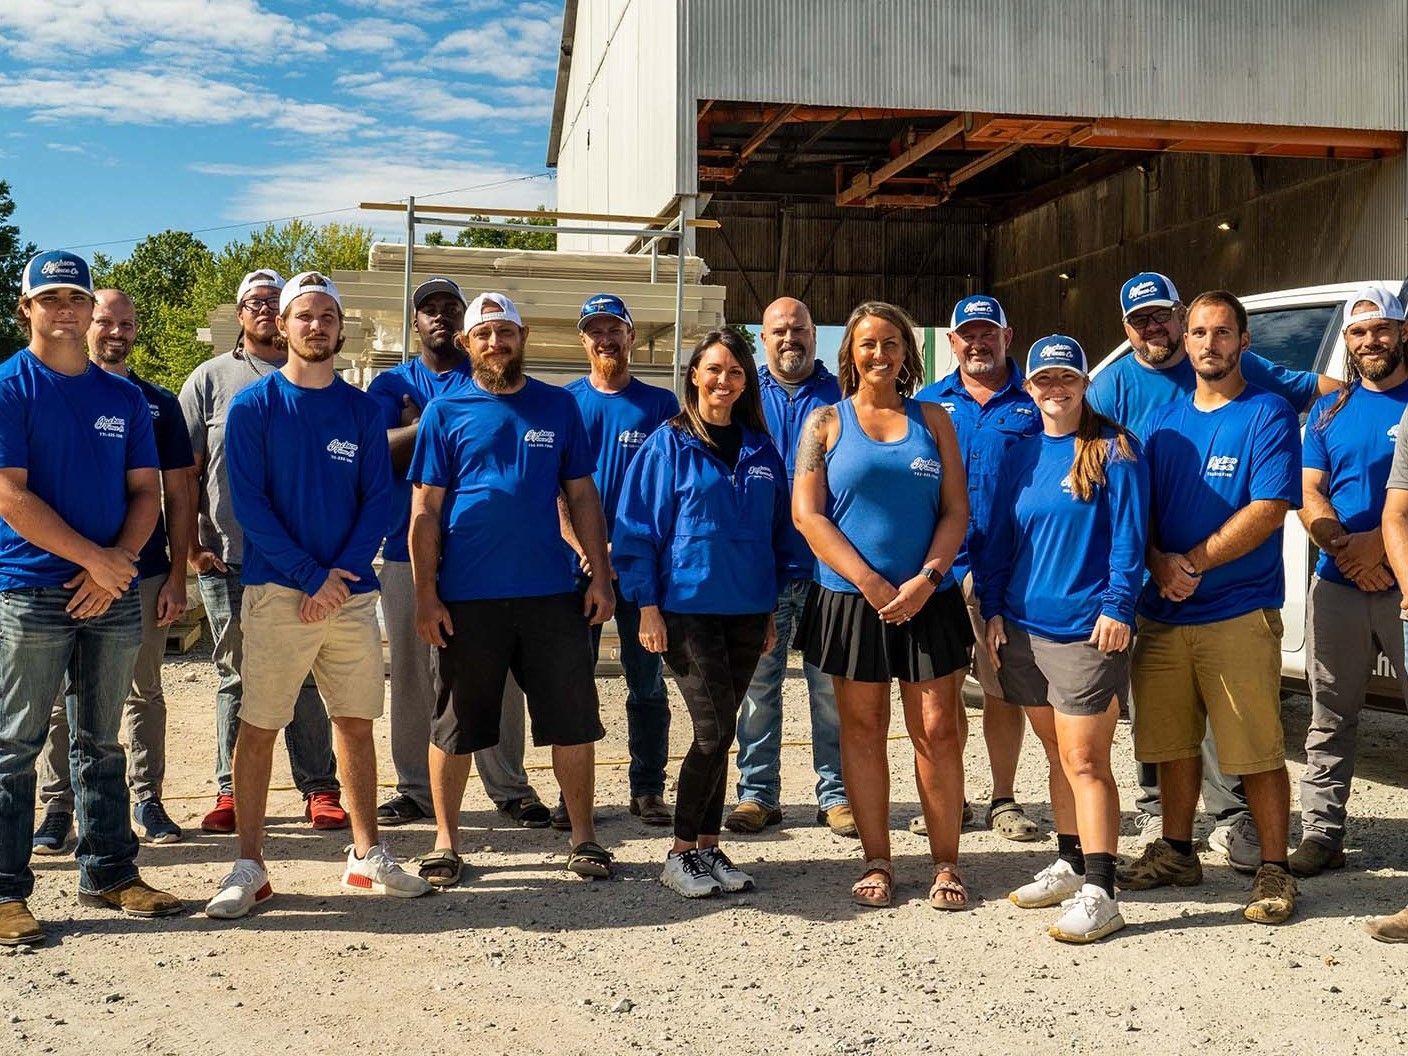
[977,335,1148,943]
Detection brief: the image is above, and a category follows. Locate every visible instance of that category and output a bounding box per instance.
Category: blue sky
[0,0,564,258]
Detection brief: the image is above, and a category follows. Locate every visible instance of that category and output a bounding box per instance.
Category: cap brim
[953,317,1007,332]
[413,282,466,309]
[577,310,632,332]
[1026,363,1088,379]
[1123,298,1177,317]
[24,281,93,298]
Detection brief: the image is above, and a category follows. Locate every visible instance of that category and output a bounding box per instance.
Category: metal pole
[401,195,415,363]
[673,202,686,393]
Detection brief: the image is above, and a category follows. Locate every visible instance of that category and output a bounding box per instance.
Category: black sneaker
[549,797,572,831]
[32,810,72,856]
[376,794,428,827]
[134,799,182,844]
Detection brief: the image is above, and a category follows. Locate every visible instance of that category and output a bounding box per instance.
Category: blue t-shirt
[915,360,1041,583]
[225,372,391,596]
[408,376,595,602]
[0,350,159,591]
[564,375,678,537]
[1303,379,1408,589]
[817,398,953,595]
[978,428,1149,641]
[1088,350,1320,442]
[130,373,196,580]
[758,363,842,582]
[366,357,476,563]
[1138,385,1302,625]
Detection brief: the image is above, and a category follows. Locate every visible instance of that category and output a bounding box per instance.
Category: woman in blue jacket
[978,335,1148,944]
[614,329,792,899]
[791,301,973,911]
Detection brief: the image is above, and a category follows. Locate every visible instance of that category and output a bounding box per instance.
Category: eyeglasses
[240,297,279,314]
[1126,308,1175,331]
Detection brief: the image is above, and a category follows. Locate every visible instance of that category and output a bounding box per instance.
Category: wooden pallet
[165,615,205,655]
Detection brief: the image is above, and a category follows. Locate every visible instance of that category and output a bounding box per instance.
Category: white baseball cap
[237,268,286,304]
[462,292,524,333]
[279,271,342,315]
[1343,284,1406,331]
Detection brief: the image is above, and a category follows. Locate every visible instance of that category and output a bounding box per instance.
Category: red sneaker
[201,793,236,834]
[305,791,349,830]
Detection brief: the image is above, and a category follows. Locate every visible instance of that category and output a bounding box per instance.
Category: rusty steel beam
[836,114,971,206]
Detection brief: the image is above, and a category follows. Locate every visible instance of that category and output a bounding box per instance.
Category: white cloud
[45,143,87,154]
[341,73,552,123]
[428,7,561,82]
[323,17,427,53]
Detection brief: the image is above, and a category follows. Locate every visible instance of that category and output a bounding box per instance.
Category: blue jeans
[735,579,846,811]
[198,568,338,796]
[582,577,670,797]
[0,588,142,901]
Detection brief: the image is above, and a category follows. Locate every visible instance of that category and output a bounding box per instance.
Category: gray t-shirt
[1389,405,1408,492]
[178,346,283,566]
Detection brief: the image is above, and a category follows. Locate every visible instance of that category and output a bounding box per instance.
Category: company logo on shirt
[1206,454,1240,478]
[524,428,556,449]
[1059,474,1074,495]
[147,401,161,420]
[910,456,941,480]
[1012,406,1034,416]
[1389,424,1400,445]
[938,402,957,414]
[617,429,649,448]
[746,465,775,482]
[326,438,358,463]
[93,415,125,438]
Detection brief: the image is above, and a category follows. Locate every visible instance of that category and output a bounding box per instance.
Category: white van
[1091,279,1408,712]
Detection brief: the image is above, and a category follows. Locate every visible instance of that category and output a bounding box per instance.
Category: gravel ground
[5,641,1408,1056]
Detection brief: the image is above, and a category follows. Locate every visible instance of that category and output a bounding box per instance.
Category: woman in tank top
[792,301,973,910]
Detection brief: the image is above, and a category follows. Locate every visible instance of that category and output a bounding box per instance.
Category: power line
[58,172,556,253]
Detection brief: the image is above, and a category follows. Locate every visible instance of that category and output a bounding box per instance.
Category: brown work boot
[723,801,782,834]
[1115,839,1203,891]
[78,878,183,918]
[817,804,859,838]
[1364,906,1408,943]
[1244,863,1297,925]
[629,794,673,826]
[1288,839,1346,878]
[0,900,43,946]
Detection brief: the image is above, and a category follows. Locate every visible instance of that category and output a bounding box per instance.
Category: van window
[1247,305,1337,373]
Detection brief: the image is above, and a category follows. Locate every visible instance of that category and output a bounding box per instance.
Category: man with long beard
[409,293,616,887]
[206,273,429,918]
[1292,286,1408,880]
[34,288,195,852]
[368,277,547,831]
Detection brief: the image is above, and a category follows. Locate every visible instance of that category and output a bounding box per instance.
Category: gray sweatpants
[39,574,168,810]
[381,560,537,813]
[1300,576,1408,849]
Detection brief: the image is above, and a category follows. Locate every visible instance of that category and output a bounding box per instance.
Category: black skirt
[796,581,974,684]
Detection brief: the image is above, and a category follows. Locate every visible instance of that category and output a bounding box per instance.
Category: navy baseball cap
[578,292,633,331]
[22,250,93,298]
[412,275,466,309]
[1026,334,1089,379]
[1120,272,1180,317]
[950,294,1008,331]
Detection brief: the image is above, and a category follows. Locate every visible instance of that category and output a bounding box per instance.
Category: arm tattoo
[796,406,836,474]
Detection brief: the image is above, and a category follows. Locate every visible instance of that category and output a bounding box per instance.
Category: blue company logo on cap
[1026,334,1088,378]
[21,250,94,298]
[1120,272,1180,317]
[950,295,1007,330]
[578,293,633,331]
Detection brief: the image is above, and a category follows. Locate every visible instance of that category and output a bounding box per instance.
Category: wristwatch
[921,566,941,585]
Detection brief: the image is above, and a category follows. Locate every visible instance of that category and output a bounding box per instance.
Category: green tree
[0,181,38,360]
[450,206,556,251]
[727,323,757,356]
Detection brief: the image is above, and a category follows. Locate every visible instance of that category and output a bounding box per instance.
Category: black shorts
[432,592,604,754]
[796,581,974,684]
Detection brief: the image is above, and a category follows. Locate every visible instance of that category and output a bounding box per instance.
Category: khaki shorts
[962,572,1002,697]
[1130,609,1285,775]
[239,584,385,730]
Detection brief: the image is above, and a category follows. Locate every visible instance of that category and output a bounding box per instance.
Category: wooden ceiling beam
[836,114,970,206]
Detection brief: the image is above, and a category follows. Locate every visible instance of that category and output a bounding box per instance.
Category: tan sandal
[851,859,893,908]
[928,861,970,911]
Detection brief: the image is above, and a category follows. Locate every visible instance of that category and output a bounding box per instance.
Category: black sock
[1085,852,1117,897]
[1165,837,1195,857]
[1057,833,1085,874]
[991,796,1016,810]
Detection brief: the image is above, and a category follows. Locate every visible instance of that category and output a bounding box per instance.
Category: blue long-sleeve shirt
[614,424,792,615]
[978,427,1149,641]
[758,362,841,582]
[225,372,392,596]
[915,359,1041,583]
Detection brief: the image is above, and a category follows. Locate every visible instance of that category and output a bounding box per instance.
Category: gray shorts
[997,621,1129,717]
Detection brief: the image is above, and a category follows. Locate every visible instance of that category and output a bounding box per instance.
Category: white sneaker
[1009,858,1083,909]
[341,843,432,898]
[1209,815,1261,874]
[659,849,722,898]
[205,858,273,919]
[1049,884,1126,944]
[698,846,755,892]
[1134,813,1163,848]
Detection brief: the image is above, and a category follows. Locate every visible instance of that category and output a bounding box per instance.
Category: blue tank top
[817,398,952,594]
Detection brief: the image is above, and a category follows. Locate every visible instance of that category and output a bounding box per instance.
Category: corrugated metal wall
[987,154,1408,361]
[555,0,680,251]
[696,201,986,325]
